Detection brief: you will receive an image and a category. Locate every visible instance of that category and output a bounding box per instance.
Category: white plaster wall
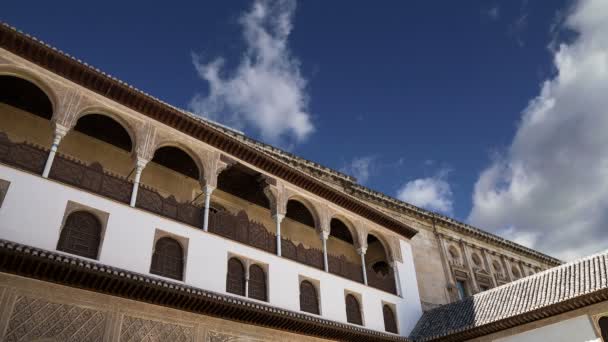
[0,164,423,336]
[493,315,598,342]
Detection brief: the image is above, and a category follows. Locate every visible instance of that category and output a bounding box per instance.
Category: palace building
[0,22,607,341]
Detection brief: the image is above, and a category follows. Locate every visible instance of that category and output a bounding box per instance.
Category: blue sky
[7,0,608,260]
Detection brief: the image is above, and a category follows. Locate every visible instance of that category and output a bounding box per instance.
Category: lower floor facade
[0,272,331,342]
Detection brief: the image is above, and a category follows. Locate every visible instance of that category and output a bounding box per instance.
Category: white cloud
[189,0,314,145]
[341,156,375,184]
[397,170,453,215]
[469,0,608,261]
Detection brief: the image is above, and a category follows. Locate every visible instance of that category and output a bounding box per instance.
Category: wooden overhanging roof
[0,239,410,342]
[0,22,417,240]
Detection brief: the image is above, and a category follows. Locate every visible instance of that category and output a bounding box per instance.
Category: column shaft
[203,186,214,232]
[274,214,284,256]
[129,161,146,207]
[42,125,68,178]
[358,248,368,285]
[321,232,329,272]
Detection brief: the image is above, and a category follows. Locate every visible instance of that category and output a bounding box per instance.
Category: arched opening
[281,199,323,268]
[57,211,101,259]
[149,237,184,281]
[0,75,54,173]
[511,266,521,279]
[382,304,398,334]
[139,145,202,204]
[599,316,608,341]
[327,217,361,282]
[299,280,319,315]
[345,294,363,325]
[226,258,246,296]
[248,264,267,301]
[366,233,396,294]
[492,261,503,278]
[471,253,483,269]
[57,113,134,176]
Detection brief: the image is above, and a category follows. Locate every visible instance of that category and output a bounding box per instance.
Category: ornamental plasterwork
[206,330,265,342]
[120,315,195,342]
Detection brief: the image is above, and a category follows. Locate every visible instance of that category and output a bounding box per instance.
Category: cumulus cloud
[341,156,375,184]
[469,0,608,260]
[189,0,314,145]
[397,169,453,215]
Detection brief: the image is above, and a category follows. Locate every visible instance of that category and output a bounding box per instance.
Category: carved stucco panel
[206,330,265,342]
[119,315,194,342]
[4,295,107,342]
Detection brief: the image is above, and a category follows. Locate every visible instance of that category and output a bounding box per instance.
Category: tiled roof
[410,249,608,341]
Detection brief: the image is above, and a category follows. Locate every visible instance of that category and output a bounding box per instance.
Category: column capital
[263,182,287,217]
[202,184,216,195]
[135,157,149,169]
[272,213,285,222]
[357,247,367,256]
[320,230,330,241]
[52,122,70,138]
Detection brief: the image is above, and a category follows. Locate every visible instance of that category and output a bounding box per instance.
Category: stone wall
[0,272,331,342]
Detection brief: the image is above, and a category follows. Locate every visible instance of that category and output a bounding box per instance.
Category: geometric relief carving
[4,295,106,342]
[120,315,194,342]
[206,331,264,342]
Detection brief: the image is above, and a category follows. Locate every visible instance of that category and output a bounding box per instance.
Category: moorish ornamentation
[120,315,194,342]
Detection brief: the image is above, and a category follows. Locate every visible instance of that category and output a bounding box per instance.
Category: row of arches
[1,74,397,292]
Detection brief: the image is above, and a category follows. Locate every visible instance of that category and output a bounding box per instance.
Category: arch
[72,113,134,152]
[371,260,391,277]
[367,232,392,264]
[150,237,184,280]
[299,280,319,315]
[329,217,356,245]
[599,316,608,341]
[345,294,363,325]
[0,75,53,120]
[217,163,269,209]
[0,65,58,117]
[73,107,140,151]
[226,257,246,296]
[57,211,101,259]
[150,145,201,180]
[285,198,318,229]
[151,140,205,179]
[248,264,267,301]
[382,304,398,334]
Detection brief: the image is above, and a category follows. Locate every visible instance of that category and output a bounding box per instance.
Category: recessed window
[57,211,102,259]
[226,257,246,296]
[456,280,468,300]
[299,280,320,315]
[248,264,267,301]
[382,304,398,334]
[345,293,363,325]
[150,237,184,280]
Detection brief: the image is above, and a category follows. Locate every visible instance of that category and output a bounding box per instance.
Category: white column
[391,261,403,297]
[273,213,284,256]
[320,231,329,272]
[202,185,215,232]
[129,158,148,207]
[42,124,69,178]
[358,247,368,285]
[244,260,250,297]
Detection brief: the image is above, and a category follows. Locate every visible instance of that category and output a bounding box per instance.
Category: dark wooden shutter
[248,264,267,301]
[150,237,184,280]
[383,304,398,333]
[57,211,101,259]
[299,281,319,314]
[345,294,362,325]
[226,258,246,296]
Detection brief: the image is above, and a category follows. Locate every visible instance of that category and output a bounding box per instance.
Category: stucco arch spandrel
[263,181,287,216]
[201,150,236,189]
[0,64,61,119]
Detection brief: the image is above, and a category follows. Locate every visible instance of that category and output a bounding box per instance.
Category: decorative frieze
[120,315,194,342]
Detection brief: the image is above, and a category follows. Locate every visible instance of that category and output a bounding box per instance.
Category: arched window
[345,294,362,325]
[226,258,246,296]
[150,237,184,280]
[599,316,608,341]
[57,211,101,259]
[248,264,267,301]
[383,304,398,334]
[0,75,53,120]
[299,281,319,314]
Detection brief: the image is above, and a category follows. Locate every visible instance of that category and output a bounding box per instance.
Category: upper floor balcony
[0,73,422,336]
